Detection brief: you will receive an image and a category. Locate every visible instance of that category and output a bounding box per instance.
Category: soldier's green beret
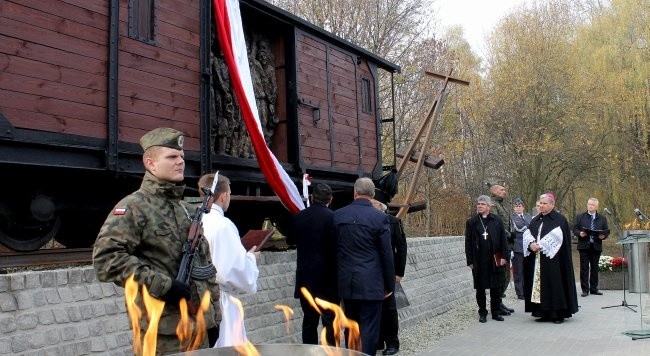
[139,127,185,151]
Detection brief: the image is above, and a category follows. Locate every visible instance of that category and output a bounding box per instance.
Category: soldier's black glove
[161,279,191,305]
[207,326,219,347]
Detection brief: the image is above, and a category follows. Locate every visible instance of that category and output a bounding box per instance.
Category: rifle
[176,181,218,284]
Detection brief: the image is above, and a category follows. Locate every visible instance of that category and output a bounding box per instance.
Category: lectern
[619,232,650,340]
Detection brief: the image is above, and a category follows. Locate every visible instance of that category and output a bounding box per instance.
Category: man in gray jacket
[510,198,532,300]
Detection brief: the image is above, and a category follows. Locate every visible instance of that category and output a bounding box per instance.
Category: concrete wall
[0,236,473,355]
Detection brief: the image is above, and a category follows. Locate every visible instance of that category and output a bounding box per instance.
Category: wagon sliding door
[294,30,379,176]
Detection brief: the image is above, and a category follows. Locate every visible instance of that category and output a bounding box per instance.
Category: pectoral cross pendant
[482,231,489,240]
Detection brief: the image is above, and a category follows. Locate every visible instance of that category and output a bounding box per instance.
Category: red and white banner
[212,0,305,213]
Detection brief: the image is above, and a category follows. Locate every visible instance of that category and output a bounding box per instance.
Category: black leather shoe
[499,308,511,316]
[581,291,588,297]
[553,318,564,324]
[383,347,399,355]
[492,315,505,321]
[591,290,603,295]
[479,315,487,323]
[535,317,551,322]
[501,303,514,313]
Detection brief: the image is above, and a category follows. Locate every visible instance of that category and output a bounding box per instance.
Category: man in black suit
[372,200,407,356]
[573,197,609,297]
[333,178,394,356]
[287,183,338,345]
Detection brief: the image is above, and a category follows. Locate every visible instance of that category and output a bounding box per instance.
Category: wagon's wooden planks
[333,150,360,165]
[156,19,200,47]
[0,17,108,60]
[117,94,198,125]
[119,80,199,110]
[1,1,107,45]
[0,35,107,76]
[0,71,106,107]
[139,30,199,59]
[1,90,105,124]
[120,66,198,98]
[155,2,200,33]
[118,36,200,73]
[1,107,107,138]
[295,30,385,172]
[6,0,109,30]
[0,54,106,91]
[161,0,200,13]
[298,124,330,147]
[60,0,109,16]
[300,147,331,166]
[118,50,198,84]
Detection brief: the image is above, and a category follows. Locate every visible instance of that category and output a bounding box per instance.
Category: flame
[274,304,294,334]
[125,274,211,355]
[230,295,260,356]
[176,291,211,351]
[624,220,650,230]
[300,287,322,314]
[124,275,143,355]
[141,284,165,356]
[314,298,360,352]
[176,299,192,348]
[300,288,361,353]
[190,291,211,350]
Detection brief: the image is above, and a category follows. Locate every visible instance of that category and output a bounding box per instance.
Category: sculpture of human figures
[250,33,279,145]
[209,29,279,159]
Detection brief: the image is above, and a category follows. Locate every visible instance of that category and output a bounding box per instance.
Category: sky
[434,0,527,57]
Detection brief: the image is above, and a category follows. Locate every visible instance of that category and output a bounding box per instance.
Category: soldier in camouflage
[488,182,515,316]
[93,128,220,354]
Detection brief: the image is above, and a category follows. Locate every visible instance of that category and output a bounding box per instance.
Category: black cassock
[465,213,508,290]
[523,210,579,319]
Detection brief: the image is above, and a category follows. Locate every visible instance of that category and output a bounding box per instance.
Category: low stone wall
[0,236,473,355]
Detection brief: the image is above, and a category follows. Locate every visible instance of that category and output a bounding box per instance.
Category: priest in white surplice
[523,193,578,324]
[198,173,260,347]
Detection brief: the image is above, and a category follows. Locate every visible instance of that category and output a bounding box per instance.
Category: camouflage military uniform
[490,194,510,238]
[93,171,219,353]
[490,193,511,296]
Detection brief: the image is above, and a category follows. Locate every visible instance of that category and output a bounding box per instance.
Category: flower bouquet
[598,255,628,272]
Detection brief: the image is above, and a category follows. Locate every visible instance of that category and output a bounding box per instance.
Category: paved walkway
[420,287,650,356]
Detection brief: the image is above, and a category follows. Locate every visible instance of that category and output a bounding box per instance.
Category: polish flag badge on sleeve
[113,207,126,215]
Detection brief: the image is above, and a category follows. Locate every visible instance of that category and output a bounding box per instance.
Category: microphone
[603,207,612,215]
[634,208,645,220]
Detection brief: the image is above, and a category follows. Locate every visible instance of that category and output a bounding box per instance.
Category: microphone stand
[602,210,637,312]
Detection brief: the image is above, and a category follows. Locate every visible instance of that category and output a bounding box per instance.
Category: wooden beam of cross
[396,69,469,220]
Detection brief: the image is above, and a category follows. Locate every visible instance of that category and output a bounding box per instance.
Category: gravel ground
[394,284,520,355]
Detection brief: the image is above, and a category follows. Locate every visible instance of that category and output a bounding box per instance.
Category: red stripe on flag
[213,0,304,214]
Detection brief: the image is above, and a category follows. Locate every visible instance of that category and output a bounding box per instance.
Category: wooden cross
[395,69,469,219]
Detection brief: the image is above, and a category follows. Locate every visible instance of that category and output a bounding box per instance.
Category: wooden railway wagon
[0,0,400,252]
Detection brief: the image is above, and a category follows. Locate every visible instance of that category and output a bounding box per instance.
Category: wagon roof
[242,0,401,73]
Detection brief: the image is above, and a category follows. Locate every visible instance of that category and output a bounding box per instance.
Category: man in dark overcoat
[287,183,338,345]
[333,178,394,356]
[465,195,509,323]
[371,200,407,356]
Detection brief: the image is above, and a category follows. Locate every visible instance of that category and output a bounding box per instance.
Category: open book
[493,251,504,267]
[240,229,275,252]
[580,227,610,236]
